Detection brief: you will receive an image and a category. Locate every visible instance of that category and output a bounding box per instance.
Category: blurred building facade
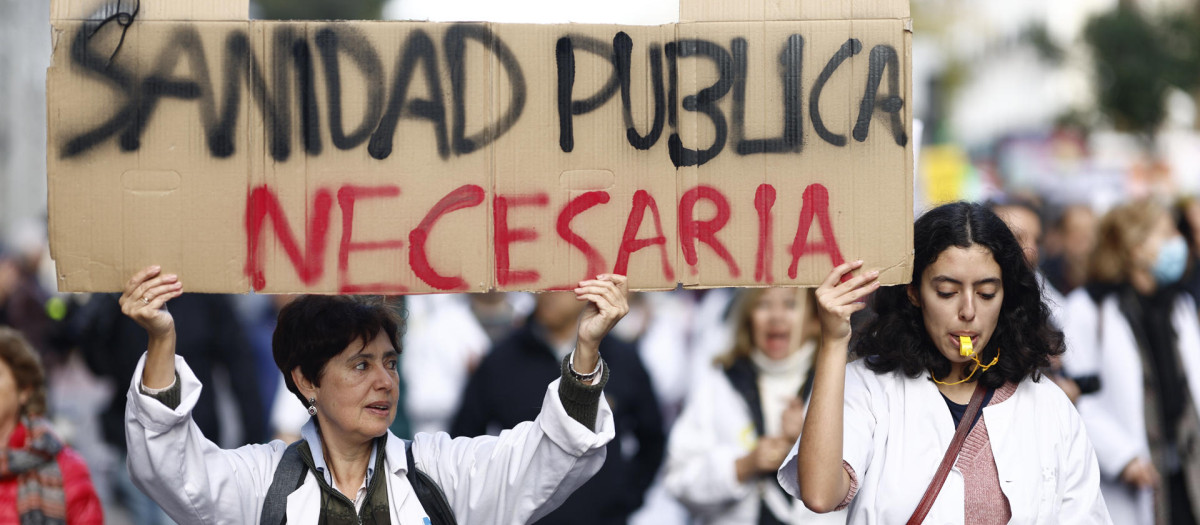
[0,0,51,239]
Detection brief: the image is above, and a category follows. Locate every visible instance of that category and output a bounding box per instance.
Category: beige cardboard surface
[47,0,913,293]
[680,0,910,23]
[52,0,248,22]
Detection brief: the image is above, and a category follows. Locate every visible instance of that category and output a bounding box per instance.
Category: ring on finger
[141,296,150,305]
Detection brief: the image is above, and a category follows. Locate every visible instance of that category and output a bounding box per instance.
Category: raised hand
[572,274,630,375]
[120,266,183,339]
[119,266,183,389]
[814,260,879,343]
[574,274,630,348]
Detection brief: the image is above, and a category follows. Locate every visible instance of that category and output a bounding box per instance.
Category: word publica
[63,22,906,167]
[244,183,846,292]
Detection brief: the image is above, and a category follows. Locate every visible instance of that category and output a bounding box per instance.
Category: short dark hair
[854,201,1064,387]
[273,295,404,409]
[0,326,47,417]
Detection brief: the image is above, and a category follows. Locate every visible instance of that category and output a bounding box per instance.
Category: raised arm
[414,275,629,524]
[120,266,283,523]
[572,274,630,388]
[797,261,878,513]
[119,265,183,389]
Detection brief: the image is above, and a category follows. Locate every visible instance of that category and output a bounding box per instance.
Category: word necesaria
[244,182,845,292]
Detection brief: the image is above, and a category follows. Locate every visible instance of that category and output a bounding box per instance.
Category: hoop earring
[307,397,317,416]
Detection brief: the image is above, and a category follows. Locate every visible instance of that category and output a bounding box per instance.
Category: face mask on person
[1152,236,1189,285]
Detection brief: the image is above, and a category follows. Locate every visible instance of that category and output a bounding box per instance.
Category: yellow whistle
[959,335,974,357]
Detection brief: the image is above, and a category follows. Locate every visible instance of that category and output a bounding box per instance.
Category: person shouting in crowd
[0,327,103,524]
[784,201,1110,523]
[664,287,844,524]
[119,265,626,524]
[1063,199,1200,524]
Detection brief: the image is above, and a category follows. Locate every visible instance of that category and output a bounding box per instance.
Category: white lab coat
[1060,289,1200,525]
[664,361,846,524]
[125,354,615,525]
[777,360,1111,524]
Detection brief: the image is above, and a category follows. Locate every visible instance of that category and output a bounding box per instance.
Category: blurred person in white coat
[402,292,530,435]
[1062,199,1200,525]
[665,287,845,524]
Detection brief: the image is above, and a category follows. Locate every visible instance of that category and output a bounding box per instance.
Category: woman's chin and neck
[314,419,381,494]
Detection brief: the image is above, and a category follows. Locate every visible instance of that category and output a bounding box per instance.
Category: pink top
[836,381,1019,523]
[957,381,1017,523]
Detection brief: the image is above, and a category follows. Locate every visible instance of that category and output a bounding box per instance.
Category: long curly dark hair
[854,201,1064,387]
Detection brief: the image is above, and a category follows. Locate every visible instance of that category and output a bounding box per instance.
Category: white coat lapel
[384,433,418,524]
[1173,296,1200,419]
[896,376,960,519]
[285,473,322,525]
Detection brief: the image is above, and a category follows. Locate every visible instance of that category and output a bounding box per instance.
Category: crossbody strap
[260,440,308,525]
[905,385,989,525]
[405,439,458,525]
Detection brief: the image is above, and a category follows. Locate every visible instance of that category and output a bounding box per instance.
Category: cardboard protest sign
[47,0,913,293]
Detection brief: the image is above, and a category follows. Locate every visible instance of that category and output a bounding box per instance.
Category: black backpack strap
[404,439,458,525]
[260,440,309,525]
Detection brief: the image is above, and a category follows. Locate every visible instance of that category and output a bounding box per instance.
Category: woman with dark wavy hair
[777,201,1110,524]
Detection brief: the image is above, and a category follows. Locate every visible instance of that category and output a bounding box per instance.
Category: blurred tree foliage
[1021,22,1063,65]
[253,0,386,20]
[1084,5,1200,135]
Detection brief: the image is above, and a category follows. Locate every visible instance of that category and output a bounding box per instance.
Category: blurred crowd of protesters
[3,189,1200,524]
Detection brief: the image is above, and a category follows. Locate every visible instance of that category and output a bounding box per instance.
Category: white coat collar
[284,428,414,524]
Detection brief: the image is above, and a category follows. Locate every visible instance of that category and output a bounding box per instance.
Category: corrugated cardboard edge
[51,0,248,22]
[679,0,910,23]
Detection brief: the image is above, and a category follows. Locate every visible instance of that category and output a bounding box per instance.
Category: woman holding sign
[118,265,627,525]
[779,201,1110,523]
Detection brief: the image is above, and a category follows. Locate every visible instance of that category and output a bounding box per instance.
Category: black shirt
[941,387,995,432]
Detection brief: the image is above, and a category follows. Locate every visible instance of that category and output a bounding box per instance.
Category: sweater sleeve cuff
[138,372,182,410]
[834,460,860,511]
[558,354,610,431]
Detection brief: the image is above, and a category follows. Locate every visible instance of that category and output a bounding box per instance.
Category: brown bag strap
[905,385,989,525]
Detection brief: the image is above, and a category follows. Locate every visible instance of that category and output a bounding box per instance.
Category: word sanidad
[65,24,906,167]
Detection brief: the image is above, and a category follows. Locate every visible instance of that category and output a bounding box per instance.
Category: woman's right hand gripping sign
[814,260,879,344]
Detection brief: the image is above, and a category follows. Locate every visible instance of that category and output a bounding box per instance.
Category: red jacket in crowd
[1,422,103,524]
